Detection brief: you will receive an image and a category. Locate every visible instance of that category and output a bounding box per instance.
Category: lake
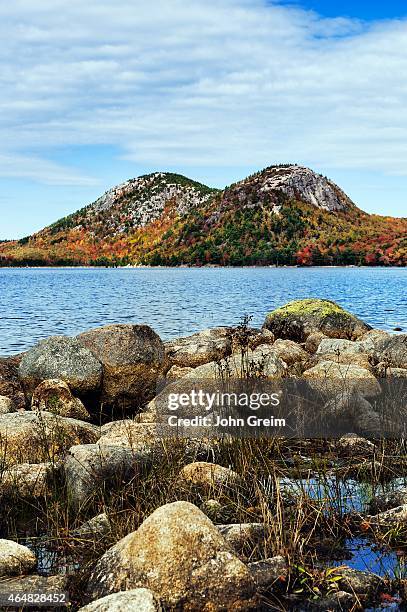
[0,267,405,356]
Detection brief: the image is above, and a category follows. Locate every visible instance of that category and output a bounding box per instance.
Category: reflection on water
[0,267,406,355]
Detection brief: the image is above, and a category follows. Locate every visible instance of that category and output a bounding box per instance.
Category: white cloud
[0,0,406,184]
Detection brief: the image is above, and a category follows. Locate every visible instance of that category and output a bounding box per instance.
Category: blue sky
[1,0,406,239]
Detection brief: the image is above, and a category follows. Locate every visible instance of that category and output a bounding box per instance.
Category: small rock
[164,328,232,368]
[370,488,407,513]
[31,379,90,420]
[317,338,365,356]
[0,395,14,414]
[85,501,258,609]
[73,513,111,538]
[0,539,36,576]
[217,523,266,556]
[78,589,162,612]
[337,433,375,454]
[248,556,288,590]
[305,331,327,353]
[306,590,356,611]
[180,462,241,488]
[367,503,407,525]
[200,499,223,521]
[373,334,407,369]
[0,574,68,602]
[337,567,383,596]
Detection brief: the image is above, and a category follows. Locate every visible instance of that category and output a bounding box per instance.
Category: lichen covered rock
[264,299,370,342]
[0,539,36,576]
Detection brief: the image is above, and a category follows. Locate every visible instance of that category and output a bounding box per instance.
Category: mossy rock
[263,299,371,342]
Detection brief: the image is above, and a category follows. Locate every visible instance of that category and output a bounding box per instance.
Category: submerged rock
[263,299,371,342]
[31,379,90,420]
[85,501,258,610]
[0,539,36,576]
[78,589,162,612]
[19,336,102,398]
[77,324,164,407]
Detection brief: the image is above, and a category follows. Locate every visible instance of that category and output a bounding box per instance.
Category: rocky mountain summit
[1,164,406,266]
[239,164,355,212]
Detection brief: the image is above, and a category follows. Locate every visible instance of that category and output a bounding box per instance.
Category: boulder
[263,299,370,342]
[337,433,375,455]
[374,334,407,369]
[367,503,407,525]
[99,420,160,452]
[31,379,90,420]
[370,488,407,513]
[269,339,308,365]
[317,338,365,356]
[0,462,51,498]
[303,361,381,398]
[86,501,258,610]
[304,331,327,353]
[0,355,26,410]
[64,443,149,509]
[248,556,288,590]
[0,539,36,576]
[164,328,232,369]
[77,324,164,407]
[180,462,241,488]
[323,393,382,435]
[336,567,383,596]
[184,346,287,380]
[78,589,162,612]
[0,395,14,414]
[18,336,102,398]
[357,329,390,354]
[0,411,99,465]
[73,513,112,538]
[217,523,266,557]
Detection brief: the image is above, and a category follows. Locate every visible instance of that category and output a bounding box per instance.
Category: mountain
[1,165,406,266]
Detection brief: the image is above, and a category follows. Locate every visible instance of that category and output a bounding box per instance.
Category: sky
[1,1,406,239]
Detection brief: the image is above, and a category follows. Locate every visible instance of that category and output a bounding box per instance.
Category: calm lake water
[0,267,406,356]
